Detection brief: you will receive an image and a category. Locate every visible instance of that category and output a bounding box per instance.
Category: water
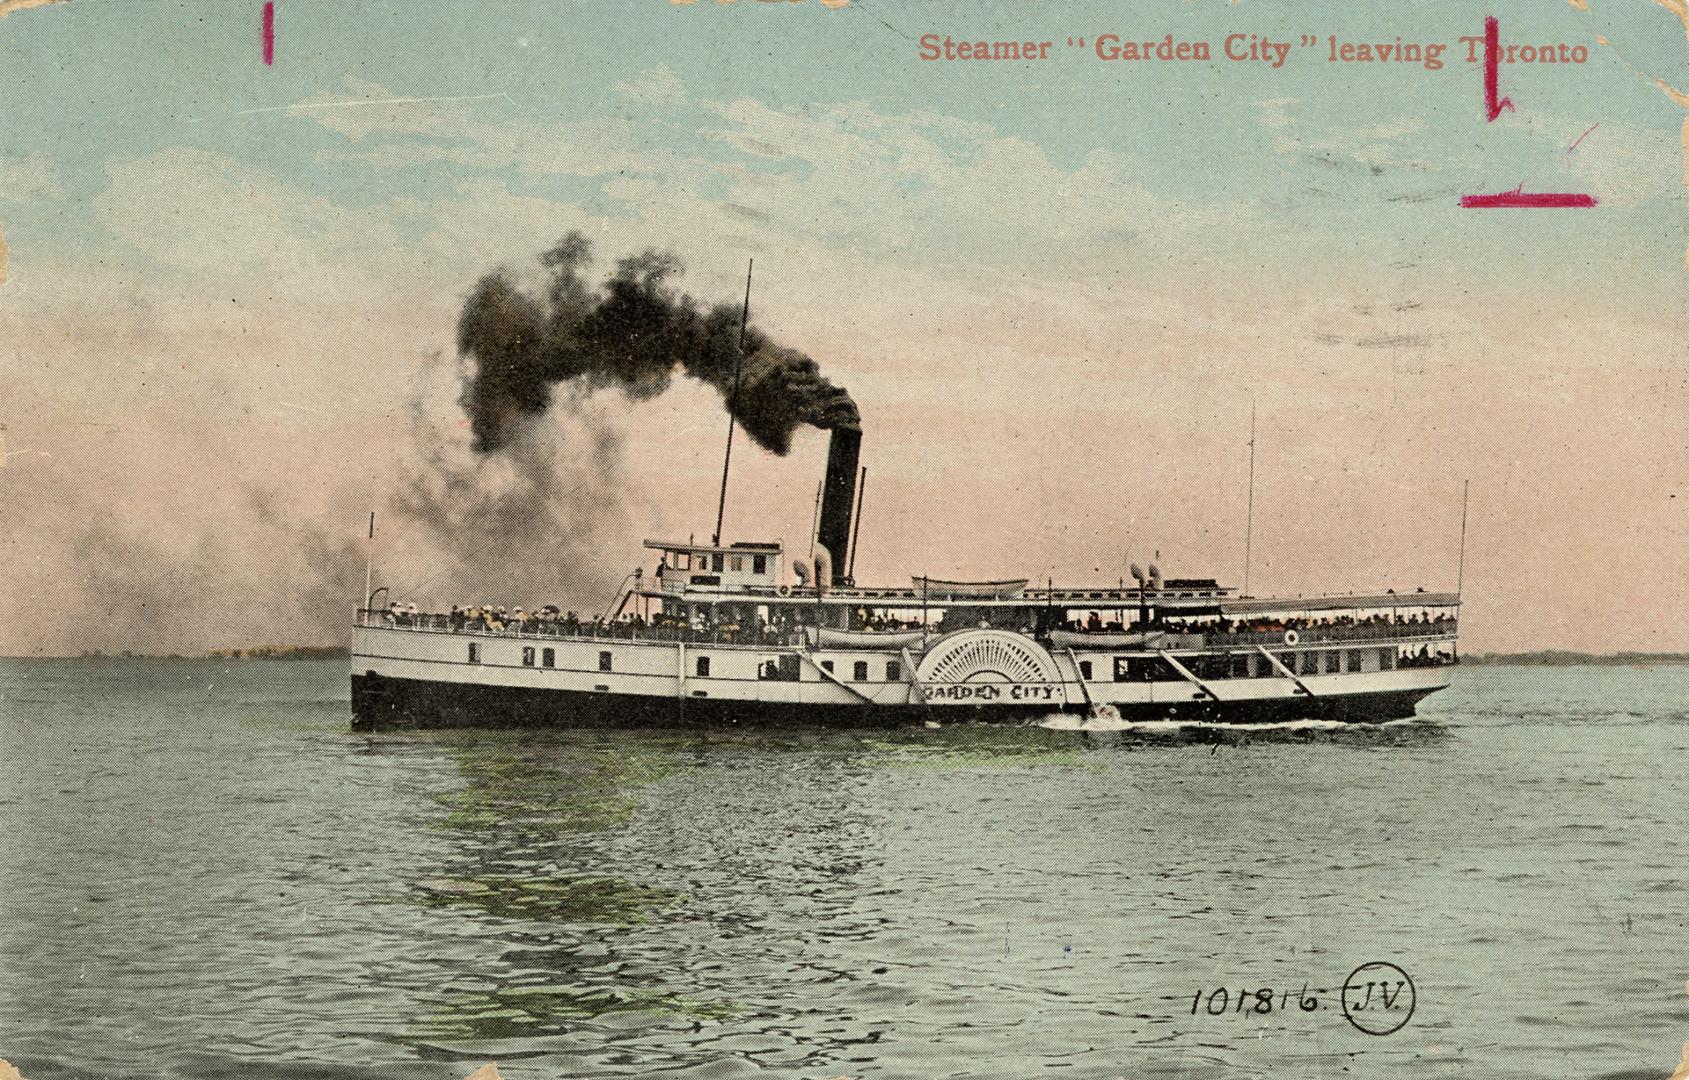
[2,659,1686,1080]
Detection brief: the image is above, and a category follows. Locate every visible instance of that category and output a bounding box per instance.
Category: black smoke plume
[458,233,858,455]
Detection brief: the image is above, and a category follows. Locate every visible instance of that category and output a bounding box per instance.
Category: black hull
[350,673,1439,731]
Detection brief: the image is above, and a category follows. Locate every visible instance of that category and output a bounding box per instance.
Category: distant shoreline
[5,647,1685,667]
[67,645,353,661]
[1460,651,1689,667]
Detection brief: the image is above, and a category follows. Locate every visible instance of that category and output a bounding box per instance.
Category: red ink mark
[1567,122,1599,154]
[1460,186,1597,208]
[262,2,274,65]
[1483,17,1513,121]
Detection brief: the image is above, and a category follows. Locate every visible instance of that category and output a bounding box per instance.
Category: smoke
[385,359,630,612]
[458,232,859,456]
[22,347,634,657]
[55,489,368,657]
[7,234,863,655]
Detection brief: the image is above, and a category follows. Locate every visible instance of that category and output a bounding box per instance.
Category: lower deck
[350,623,1453,729]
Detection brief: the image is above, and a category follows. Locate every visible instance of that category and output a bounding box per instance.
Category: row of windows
[483,645,902,683]
[694,657,905,682]
[475,646,1391,681]
[1076,649,1389,681]
[675,552,770,574]
[818,659,901,682]
[472,643,593,670]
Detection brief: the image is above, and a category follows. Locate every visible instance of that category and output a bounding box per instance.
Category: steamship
[351,427,1459,729]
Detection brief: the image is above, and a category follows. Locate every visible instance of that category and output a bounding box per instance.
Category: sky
[0,0,1685,656]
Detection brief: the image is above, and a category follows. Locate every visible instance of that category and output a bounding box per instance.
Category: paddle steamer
[351,426,1458,728]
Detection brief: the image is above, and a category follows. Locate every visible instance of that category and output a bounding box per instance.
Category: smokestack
[816,427,861,586]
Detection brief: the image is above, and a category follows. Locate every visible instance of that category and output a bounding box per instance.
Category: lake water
[1,658,1686,1080]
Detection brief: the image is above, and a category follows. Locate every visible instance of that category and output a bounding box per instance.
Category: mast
[846,466,867,583]
[1243,400,1256,597]
[712,259,754,546]
[1456,479,1469,597]
[808,480,822,563]
[363,511,375,610]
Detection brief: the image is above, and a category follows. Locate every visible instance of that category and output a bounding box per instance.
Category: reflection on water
[431,732,679,834]
[412,985,737,1044]
[1,660,1687,1080]
[414,874,680,924]
[399,730,718,1041]
[858,724,1096,768]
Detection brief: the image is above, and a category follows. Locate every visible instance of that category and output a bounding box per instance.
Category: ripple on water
[2,660,1688,1080]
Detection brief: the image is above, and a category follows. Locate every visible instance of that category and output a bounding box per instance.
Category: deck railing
[357,609,1456,652]
[1200,622,1457,647]
[356,610,810,648]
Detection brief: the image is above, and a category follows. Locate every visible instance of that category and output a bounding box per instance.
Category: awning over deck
[1220,592,1460,615]
[644,539,783,554]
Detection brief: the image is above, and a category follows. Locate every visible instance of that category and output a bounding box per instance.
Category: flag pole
[1456,480,1469,597]
[1243,400,1256,598]
[364,511,375,613]
[713,258,753,546]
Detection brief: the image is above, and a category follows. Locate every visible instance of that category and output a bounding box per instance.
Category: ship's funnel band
[816,428,861,586]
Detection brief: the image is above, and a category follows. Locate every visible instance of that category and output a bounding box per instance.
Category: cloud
[672,94,1234,275]
[615,64,686,107]
[283,72,1235,279]
[0,151,62,201]
[1263,103,1436,174]
[91,145,419,300]
[17,64,1680,656]
[1250,97,1298,130]
[287,76,680,183]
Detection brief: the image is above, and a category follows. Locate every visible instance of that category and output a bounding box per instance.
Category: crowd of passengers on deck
[1060,611,1456,636]
[379,601,807,644]
[377,601,1453,652]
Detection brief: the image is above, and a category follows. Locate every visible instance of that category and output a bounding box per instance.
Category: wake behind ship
[351,426,1459,729]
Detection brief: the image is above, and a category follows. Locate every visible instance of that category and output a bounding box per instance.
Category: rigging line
[1243,399,1257,598]
[712,258,753,545]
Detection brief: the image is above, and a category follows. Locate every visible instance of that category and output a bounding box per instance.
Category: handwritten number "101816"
[1191,984,1319,1015]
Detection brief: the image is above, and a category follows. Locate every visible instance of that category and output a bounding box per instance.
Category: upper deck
[639,541,1453,610]
[638,533,1455,611]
